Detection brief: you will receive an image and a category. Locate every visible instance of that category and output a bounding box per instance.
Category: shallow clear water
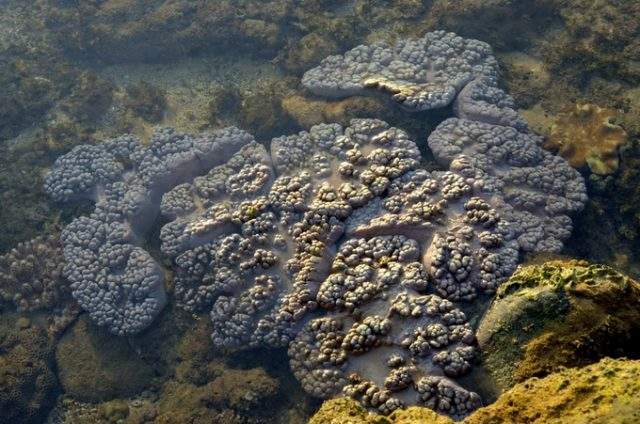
[0,1,639,423]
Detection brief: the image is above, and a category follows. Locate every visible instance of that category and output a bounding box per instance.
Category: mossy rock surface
[307,397,388,424]
[308,397,452,424]
[55,315,156,402]
[466,357,640,424]
[477,259,640,392]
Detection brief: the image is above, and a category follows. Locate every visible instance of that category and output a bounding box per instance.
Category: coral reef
[45,127,253,335]
[0,234,78,336]
[476,260,640,392]
[0,316,59,424]
[55,315,156,402]
[1,0,639,421]
[303,31,530,132]
[164,119,422,350]
[545,103,628,175]
[303,31,500,112]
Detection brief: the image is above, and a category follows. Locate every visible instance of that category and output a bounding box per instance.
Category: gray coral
[289,235,480,416]
[165,120,422,349]
[45,127,252,335]
[302,31,499,112]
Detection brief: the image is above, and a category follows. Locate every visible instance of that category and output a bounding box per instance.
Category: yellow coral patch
[546,103,628,175]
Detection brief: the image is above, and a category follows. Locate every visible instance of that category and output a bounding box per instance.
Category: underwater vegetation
[0,0,639,423]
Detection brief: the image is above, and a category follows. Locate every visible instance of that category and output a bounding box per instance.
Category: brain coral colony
[45,31,587,418]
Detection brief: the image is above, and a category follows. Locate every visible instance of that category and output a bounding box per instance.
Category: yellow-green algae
[466,357,640,424]
[308,397,452,424]
[476,260,640,392]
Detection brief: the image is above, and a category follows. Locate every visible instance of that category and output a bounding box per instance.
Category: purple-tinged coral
[44,29,589,417]
[302,31,499,111]
[453,78,528,131]
[346,169,520,301]
[164,120,421,350]
[289,235,480,417]
[428,118,587,253]
[45,127,252,335]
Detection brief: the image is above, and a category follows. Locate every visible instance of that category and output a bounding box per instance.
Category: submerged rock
[466,357,640,423]
[476,259,640,392]
[55,316,156,402]
[156,365,279,420]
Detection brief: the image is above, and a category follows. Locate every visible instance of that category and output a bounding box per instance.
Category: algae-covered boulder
[0,316,58,424]
[465,357,640,424]
[388,407,455,424]
[308,397,377,424]
[308,397,454,424]
[476,259,640,392]
[55,315,156,402]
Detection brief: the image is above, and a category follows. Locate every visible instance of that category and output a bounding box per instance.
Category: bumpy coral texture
[45,31,587,416]
[303,30,521,122]
[0,235,78,335]
[45,127,253,335]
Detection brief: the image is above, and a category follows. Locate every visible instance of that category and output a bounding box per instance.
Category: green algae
[477,260,640,392]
